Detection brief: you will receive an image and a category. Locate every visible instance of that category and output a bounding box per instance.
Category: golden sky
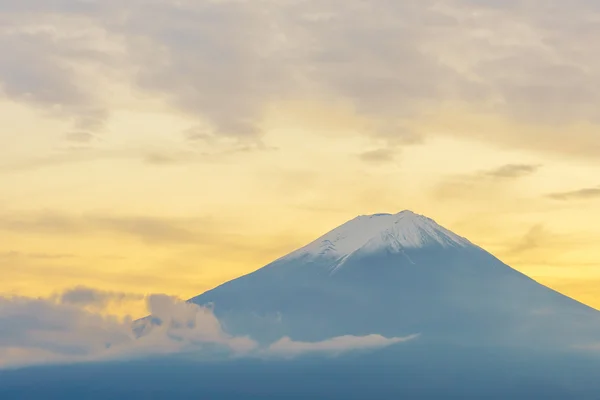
[1,0,600,315]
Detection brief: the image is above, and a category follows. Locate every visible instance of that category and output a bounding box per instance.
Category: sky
[1,0,600,315]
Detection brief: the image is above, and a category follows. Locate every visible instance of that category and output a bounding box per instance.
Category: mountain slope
[189,211,600,347]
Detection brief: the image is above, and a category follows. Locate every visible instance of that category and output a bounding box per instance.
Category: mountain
[6,211,600,399]
[188,211,600,348]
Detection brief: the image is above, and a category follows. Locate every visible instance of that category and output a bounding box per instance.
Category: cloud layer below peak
[0,287,416,369]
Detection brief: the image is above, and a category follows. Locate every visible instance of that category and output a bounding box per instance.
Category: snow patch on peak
[286,211,472,261]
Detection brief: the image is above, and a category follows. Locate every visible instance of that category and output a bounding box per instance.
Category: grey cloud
[483,164,541,179]
[0,148,228,173]
[0,212,202,245]
[2,1,600,156]
[0,292,257,369]
[0,148,136,174]
[0,32,82,105]
[292,2,478,112]
[140,150,231,166]
[59,286,142,308]
[0,18,113,131]
[91,216,198,244]
[118,0,600,148]
[142,152,184,166]
[0,295,132,367]
[0,251,74,260]
[0,0,100,14]
[139,152,204,166]
[498,224,598,263]
[120,0,290,138]
[0,153,101,173]
[506,224,549,255]
[434,163,540,199]
[65,132,95,143]
[359,148,396,164]
[183,127,277,153]
[0,212,82,234]
[547,186,600,201]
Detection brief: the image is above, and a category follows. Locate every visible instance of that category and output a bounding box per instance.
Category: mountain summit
[283,211,471,266]
[188,211,600,348]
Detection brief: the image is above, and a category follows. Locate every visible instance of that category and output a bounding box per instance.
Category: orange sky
[1,0,600,316]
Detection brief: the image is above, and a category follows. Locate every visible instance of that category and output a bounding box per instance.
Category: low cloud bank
[0,288,417,369]
[267,334,420,358]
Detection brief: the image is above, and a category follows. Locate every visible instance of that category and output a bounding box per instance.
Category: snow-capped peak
[287,211,472,260]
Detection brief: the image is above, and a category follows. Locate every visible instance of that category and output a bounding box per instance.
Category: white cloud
[266,334,420,358]
[0,288,417,369]
[572,343,600,351]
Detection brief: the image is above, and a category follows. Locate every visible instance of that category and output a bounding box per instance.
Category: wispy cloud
[434,163,541,199]
[0,212,204,245]
[505,224,549,255]
[547,186,600,201]
[0,144,272,174]
[65,132,96,144]
[142,152,185,166]
[358,148,397,164]
[0,251,75,260]
[58,286,143,309]
[482,164,541,179]
[0,149,132,174]
[267,334,419,358]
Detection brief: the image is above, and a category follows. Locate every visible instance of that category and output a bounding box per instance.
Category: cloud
[91,216,198,244]
[3,1,600,157]
[132,295,258,356]
[0,295,133,369]
[0,139,271,174]
[65,132,96,144]
[0,148,219,173]
[142,152,184,166]
[433,163,540,199]
[140,151,215,166]
[572,343,600,351]
[482,164,541,179]
[547,186,600,201]
[266,334,419,358]
[0,149,134,174]
[0,212,202,244]
[358,148,397,164]
[0,8,115,131]
[0,292,257,369]
[505,224,549,255]
[58,286,142,309]
[496,225,600,267]
[0,290,414,369]
[0,251,74,260]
